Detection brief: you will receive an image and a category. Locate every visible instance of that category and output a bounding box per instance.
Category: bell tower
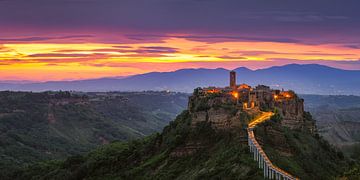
[230,70,236,89]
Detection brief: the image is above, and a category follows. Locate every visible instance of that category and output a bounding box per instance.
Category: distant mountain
[1,64,360,95]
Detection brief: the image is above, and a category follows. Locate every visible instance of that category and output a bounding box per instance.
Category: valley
[0,91,188,175]
[0,90,359,179]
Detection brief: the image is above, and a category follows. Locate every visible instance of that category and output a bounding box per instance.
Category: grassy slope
[302,95,360,148]
[9,111,263,180]
[10,110,352,179]
[255,119,348,179]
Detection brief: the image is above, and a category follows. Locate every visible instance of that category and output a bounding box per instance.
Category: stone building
[191,70,311,130]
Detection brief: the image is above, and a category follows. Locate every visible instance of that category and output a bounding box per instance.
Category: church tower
[230,70,236,89]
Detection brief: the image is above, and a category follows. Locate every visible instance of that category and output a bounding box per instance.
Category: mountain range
[1,64,360,95]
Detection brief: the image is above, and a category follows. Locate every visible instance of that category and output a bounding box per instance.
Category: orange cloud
[0,36,360,81]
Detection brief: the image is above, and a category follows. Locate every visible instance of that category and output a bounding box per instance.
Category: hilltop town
[188,71,316,132]
[185,71,320,179]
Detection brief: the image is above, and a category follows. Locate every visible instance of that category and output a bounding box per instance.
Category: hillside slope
[8,91,350,179]
[301,95,360,156]
[0,91,187,174]
[6,111,264,180]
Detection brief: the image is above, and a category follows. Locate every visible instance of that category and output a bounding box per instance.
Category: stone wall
[274,97,305,129]
[274,96,316,132]
[189,95,244,130]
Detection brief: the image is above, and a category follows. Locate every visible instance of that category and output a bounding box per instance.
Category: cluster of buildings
[197,71,295,110]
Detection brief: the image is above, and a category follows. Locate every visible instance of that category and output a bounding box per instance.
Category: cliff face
[190,108,243,129]
[188,95,247,130]
[275,97,304,128]
[274,96,316,132]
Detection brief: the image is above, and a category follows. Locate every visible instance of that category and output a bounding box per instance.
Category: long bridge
[247,112,298,180]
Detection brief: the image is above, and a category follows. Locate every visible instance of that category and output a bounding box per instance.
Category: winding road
[247,112,298,180]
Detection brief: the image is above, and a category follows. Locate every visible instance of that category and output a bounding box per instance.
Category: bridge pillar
[248,139,252,152]
[247,124,297,180]
[264,163,268,178]
[268,168,271,179]
[256,149,258,161]
[249,140,251,152]
[258,154,261,168]
[255,148,257,161]
[253,144,256,160]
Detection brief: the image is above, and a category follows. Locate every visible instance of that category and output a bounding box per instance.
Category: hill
[1,64,360,95]
[301,95,360,160]
[0,91,188,174]
[7,88,349,179]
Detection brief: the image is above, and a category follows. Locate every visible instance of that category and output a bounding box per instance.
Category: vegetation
[6,110,263,180]
[302,94,360,160]
[255,116,348,179]
[0,91,188,176]
[1,92,359,179]
[341,144,360,179]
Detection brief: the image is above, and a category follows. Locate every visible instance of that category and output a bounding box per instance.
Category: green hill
[0,91,188,175]
[6,111,264,180]
[302,94,360,161]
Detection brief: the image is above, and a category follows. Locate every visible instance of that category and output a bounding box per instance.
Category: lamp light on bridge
[274,95,278,100]
[231,91,239,99]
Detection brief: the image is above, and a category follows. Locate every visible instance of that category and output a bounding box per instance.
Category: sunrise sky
[1,0,360,81]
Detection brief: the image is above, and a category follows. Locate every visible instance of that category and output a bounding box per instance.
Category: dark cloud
[136,46,179,53]
[40,46,178,60]
[0,35,93,43]
[343,45,360,49]
[28,53,91,58]
[126,34,302,44]
[1,0,360,45]
[54,48,133,53]
[232,50,357,56]
[231,50,281,56]
[333,59,360,65]
[217,55,247,60]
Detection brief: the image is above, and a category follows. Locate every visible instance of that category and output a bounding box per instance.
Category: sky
[1,0,360,81]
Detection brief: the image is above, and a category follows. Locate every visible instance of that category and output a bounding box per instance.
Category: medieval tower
[230,70,236,89]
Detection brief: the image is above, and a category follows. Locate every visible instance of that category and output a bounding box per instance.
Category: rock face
[274,96,316,132]
[188,95,245,130]
[275,97,304,128]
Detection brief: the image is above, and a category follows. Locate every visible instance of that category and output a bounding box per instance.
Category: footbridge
[247,112,298,180]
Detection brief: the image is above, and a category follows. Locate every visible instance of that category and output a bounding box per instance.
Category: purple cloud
[217,55,247,60]
[28,53,91,58]
[0,35,93,43]
[125,34,302,44]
